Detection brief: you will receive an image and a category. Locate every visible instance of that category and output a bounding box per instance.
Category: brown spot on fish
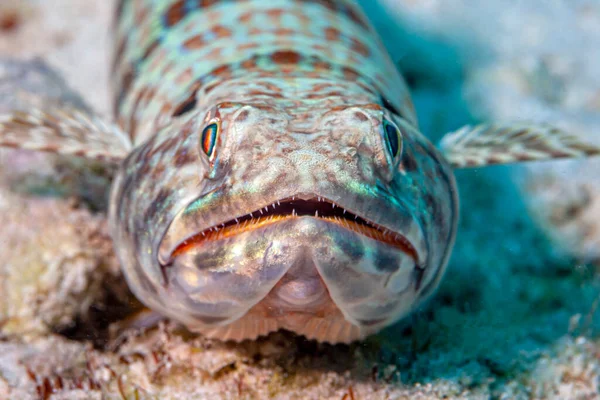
[183,35,205,50]
[198,0,219,7]
[353,112,368,122]
[241,57,258,69]
[164,0,186,27]
[141,39,161,63]
[239,42,260,52]
[205,47,223,61]
[363,103,383,111]
[160,103,174,119]
[213,64,232,78]
[272,50,302,65]
[324,27,340,41]
[350,38,370,57]
[212,25,232,38]
[266,8,285,19]
[239,11,253,24]
[151,163,167,181]
[273,28,295,36]
[342,67,360,80]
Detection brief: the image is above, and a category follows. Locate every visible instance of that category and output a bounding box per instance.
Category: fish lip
[158,194,426,266]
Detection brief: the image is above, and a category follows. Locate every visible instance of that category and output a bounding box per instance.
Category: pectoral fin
[0,107,131,163]
[439,123,600,168]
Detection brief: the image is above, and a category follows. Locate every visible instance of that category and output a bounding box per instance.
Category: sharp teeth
[318,196,321,202]
[265,206,268,212]
[332,203,335,208]
[250,212,253,217]
[292,209,296,216]
[343,209,346,214]
[201,232,206,236]
[259,209,263,215]
[235,218,239,224]
[277,200,281,206]
[315,210,319,217]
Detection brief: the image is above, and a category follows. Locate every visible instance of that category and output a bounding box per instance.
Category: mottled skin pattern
[109,0,458,342]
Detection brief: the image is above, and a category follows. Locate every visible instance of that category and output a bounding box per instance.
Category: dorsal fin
[439,123,600,168]
[0,107,131,163]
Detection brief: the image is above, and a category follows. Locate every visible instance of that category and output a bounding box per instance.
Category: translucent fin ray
[439,123,600,168]
[0,107,132,163]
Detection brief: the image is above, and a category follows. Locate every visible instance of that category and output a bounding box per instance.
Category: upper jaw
[158,192,428,267]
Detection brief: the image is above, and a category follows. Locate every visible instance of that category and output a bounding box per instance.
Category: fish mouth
[166,196,421,264]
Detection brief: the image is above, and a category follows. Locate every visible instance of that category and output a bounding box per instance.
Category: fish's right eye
[201,120,220,160]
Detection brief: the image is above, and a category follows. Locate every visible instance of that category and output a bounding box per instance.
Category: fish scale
[1,0,598,344]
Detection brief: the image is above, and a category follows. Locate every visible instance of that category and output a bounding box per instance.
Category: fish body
[1,0,598,343]
[110,0,457,342]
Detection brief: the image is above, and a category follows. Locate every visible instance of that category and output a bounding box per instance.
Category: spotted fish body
[108,0,458,342]
[1,1,599,344]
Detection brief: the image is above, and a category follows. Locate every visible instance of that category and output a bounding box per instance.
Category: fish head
[110,101,458,342]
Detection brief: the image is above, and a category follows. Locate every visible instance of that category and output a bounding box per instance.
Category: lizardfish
[1,0,598,343]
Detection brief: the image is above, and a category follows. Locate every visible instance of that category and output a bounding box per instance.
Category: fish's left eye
[201,121,220,160]
[383,119,402,159]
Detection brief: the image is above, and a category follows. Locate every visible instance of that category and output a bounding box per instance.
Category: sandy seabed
[1,1,600,399]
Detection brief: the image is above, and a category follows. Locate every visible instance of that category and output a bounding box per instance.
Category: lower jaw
[182,282,384,344]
